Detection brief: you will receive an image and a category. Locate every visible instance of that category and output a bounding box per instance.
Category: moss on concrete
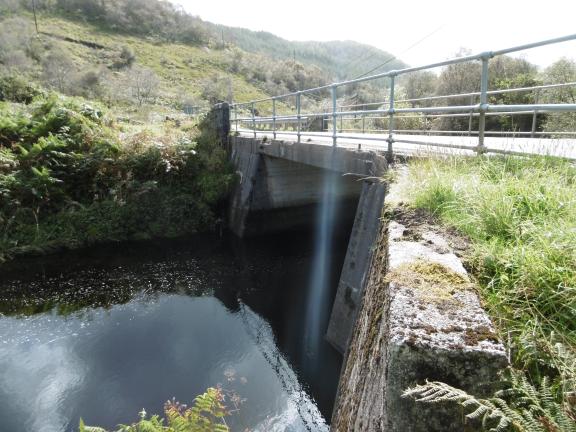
[386,260,474,303]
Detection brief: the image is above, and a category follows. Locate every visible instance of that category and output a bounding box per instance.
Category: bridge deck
[235,129,576,159]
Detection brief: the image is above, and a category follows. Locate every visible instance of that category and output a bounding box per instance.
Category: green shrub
[0,97,233,262]
[0,74,42,104]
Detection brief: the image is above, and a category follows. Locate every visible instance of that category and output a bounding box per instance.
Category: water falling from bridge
[304,152,338,369]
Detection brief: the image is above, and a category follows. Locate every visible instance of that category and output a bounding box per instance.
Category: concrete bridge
[230,33,576,162]
[227,133,388,352]
[214,33,576,431]
[223,31,576,355]
[218,124,506,432]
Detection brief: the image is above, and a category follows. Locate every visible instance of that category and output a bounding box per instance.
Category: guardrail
[230,33,576,157]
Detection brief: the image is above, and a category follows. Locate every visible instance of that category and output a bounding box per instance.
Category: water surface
[0,231,347,432]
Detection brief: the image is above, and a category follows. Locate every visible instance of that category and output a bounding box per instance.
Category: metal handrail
[336,82,576,110]
[230,33,576,156]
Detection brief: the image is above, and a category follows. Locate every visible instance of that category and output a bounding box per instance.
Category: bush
[80,388,230,432]
[0,97,233,262]
[0,74,42,103]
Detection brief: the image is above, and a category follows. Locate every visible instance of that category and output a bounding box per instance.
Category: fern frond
[403,381,512,431]
[79,418,108,432]
[405,374,576,432]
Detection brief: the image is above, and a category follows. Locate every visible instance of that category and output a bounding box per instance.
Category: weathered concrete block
[383,215,508,430]
[331,206,508,432]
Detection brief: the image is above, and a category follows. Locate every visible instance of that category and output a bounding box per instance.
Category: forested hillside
[0,0,406,109]
[206,24,407,81]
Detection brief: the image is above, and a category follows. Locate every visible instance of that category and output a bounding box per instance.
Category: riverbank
[400,155,576,428]
[0,90,234,264]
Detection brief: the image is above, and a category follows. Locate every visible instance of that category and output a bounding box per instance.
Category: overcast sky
[171,0,575,69]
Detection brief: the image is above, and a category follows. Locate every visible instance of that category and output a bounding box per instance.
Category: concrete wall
[228,136,387,237]
[331,204,508,431]
[228,138,262,237]
[228,134,389,361]
[326,180,387,353]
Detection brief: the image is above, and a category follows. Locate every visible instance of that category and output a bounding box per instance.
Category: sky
[171,0,576,69]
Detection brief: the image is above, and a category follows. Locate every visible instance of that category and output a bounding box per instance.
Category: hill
[0,0,405,114]
[207,24,407,81]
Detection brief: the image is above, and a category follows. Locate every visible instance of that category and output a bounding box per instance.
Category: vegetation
[404,374,575,432]
[80,388,230,432]
[403,155,576,430]
[395,54,576,135]
[207,26,407,82]
[0,88,233,263]
[0,1,336,109]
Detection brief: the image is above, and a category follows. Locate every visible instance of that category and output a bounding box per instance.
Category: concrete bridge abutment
[227,134,388,353]
[216,103,507,430]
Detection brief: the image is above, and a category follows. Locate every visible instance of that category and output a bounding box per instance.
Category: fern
[80,388,230,432]
[79,418,107,432]
[403,382,512,431]
[403,373,576,432]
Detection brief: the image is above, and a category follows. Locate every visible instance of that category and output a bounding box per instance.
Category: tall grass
[406,155,576,414]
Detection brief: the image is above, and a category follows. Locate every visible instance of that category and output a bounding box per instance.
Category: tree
[433,50,540,132]
[72,68,110,99]
[488,55,536,86]
[542,58,576,104]
[0,17,35,67]
[434,49,481,131]
[402,71,437,107]
[0,0,20,13]
[42,49,75,93]
[541,58,576,134]
[200,74,230,104]
[129,66,159,105]
[119,46,136,68]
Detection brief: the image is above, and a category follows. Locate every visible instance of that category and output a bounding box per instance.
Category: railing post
[296,91,301,143]
[387,74,396,159]
[251,102,256,139]
[272,98,277,140]
[362,115,365,134]
[477,53,491,154]
[531,89,539,138]
[331,85,337,147]
[234,104,238,132]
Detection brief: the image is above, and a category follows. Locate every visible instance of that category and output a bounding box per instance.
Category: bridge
[229,33,576,160]
[222,32,576,348]
[214,33,576,431]
[219,31,576,353]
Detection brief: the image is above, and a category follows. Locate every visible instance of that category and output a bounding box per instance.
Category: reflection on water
[0,231,347,432]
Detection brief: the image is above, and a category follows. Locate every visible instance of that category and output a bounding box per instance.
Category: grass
[36,14,271,105]
[403,155,576,414]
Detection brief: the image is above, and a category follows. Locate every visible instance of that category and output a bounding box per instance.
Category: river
[0,229,349,432]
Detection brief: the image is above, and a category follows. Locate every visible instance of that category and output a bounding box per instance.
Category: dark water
[0,230,349,432]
